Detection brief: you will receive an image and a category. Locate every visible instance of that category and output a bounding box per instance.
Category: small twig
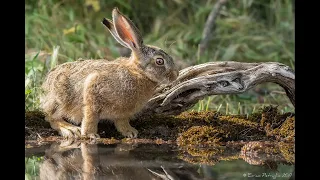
[37,133,44,140]
[270,90,287,95]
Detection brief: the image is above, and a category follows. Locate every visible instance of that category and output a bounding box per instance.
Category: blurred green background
[25,0,294,114]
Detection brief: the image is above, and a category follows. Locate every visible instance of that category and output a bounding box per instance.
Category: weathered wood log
[136,61,295,117]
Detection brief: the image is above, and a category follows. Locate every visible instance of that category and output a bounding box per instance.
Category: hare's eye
[155,58,164,66]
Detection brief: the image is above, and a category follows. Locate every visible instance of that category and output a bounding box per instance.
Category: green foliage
[25,52,45,111]
[25,156,43,179]
[25,0,294,112]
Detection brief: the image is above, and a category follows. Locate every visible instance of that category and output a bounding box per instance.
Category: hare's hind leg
[114,119,138,138]
[47,116,81,138]
[42,100,81,138]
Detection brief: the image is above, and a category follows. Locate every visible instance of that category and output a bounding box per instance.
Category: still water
[25,141,294,180]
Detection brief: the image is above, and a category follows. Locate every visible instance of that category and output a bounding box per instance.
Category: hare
[40,8,179,139]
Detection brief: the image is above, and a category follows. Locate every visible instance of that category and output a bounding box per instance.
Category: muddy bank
[25,106,294,143]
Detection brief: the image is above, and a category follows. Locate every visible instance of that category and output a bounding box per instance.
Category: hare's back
[42,59,113,90]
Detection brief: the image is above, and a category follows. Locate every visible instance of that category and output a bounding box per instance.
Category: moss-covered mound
[25,106,294,145]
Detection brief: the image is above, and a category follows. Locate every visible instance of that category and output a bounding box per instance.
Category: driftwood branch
[198,0,227,55]
[137,61,295,117]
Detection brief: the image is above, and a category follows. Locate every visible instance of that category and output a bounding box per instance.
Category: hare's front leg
[81,73,101,139]
[114,119,138,138]
[81,105,100,139]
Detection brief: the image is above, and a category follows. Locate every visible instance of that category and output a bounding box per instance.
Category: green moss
[265,116,295,142]
[177,126,223,146]
[278,117,295,141]
[278,142,295,163]
[218,116,265,140]
[177,111,220,122]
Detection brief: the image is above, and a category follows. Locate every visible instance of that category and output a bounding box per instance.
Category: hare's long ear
[112,8,143,51]
[102,18,130,48]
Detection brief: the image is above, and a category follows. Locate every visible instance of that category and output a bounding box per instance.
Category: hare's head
[102,8,179,85]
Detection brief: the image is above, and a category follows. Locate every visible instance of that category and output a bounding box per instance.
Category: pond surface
[25,140,294,180]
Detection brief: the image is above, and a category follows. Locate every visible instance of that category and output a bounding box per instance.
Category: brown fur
[40,8,178,138]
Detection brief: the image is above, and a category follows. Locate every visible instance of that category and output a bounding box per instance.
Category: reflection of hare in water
[39,141,203,180]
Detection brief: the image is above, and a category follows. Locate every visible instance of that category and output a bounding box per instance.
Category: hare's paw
[81,133,100,144]
[60,126,81,139]
[88,133,100,139]
[115,120,139,138]
[120,127,138,138]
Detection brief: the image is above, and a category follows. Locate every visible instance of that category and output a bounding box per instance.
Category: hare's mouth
[154,76,171,86]
[169,70,179,82]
